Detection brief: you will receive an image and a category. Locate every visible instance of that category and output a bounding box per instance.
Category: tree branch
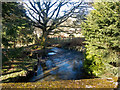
[27,9,44,26]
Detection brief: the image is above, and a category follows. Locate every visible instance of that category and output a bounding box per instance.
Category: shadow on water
[28,47,89,82]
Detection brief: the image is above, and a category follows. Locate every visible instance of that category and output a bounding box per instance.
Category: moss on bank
[1,77,118,88]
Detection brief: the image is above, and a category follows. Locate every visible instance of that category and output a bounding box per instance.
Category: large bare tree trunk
[41,31,49,49]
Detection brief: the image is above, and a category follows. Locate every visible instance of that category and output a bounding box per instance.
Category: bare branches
[24,0,83,33]
[27,15,43,29]
[48,1,83,31]
[49,1,57,8]
[24,2,38,14]
[29,0,39,14]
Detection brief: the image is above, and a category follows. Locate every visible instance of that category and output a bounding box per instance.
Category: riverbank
[1,77,118,88]
[1,45,42,82]
[1,46,86,82]
[1,46,118,84]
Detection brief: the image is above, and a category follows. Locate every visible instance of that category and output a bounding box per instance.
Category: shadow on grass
[2,46,40,82]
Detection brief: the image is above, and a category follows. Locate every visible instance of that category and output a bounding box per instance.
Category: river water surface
[29,47,86,82]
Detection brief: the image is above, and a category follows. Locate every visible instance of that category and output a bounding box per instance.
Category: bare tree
[23,0,83,48]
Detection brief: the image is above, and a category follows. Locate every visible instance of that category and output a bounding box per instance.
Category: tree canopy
[2,2,35,48]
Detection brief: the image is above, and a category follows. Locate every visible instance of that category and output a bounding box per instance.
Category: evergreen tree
[2,2,34,48]
[81,2,120,77]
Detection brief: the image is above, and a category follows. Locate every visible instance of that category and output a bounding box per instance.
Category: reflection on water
[50,47,62,52]
[36,66,42,75]
[48,52,56,55]
[29,47,85,82]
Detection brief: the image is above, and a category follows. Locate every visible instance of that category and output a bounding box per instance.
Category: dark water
[29,47,85,82]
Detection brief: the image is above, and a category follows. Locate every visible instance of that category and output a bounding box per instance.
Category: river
[28,47,87,82]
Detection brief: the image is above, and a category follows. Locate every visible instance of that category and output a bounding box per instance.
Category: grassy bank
[1,45,42,82]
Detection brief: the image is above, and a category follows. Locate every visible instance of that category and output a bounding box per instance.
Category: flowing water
[29,47,86,82]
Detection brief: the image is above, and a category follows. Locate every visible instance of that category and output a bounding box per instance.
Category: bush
[81,1,120,77]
